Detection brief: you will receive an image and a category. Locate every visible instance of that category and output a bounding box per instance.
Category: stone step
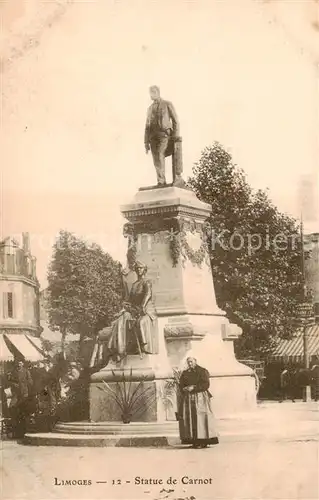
[23,433,179,447]
[53,421,179,436]
[23,426,319,447]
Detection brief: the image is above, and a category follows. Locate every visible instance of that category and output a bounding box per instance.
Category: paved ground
[220,400,318,441]
[1,401,318,500]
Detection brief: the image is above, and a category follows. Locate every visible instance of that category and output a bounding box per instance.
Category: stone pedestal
[118,186,256,417]
[89,353,172,424]
[89,186,256,429]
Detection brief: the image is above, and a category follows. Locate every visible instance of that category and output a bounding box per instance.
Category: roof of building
[0,236,20,248]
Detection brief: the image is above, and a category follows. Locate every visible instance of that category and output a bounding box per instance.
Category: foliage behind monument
[188,143,304,358]
[47,230,122,355]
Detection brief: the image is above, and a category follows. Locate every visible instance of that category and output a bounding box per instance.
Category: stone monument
[85,89,256,445]
[31,90,256,447]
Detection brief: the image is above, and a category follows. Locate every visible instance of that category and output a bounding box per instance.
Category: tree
[47,230,122,359]
[188,143,304,358]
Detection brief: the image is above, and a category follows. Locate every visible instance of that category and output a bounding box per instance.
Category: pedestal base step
[53,421,178,435]
[23,432,180,447]
[23,421,180,447]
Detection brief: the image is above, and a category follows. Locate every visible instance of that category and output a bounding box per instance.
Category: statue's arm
[121,273,130,301]
[141,280,152,311]
[167,101,180,137]
[144,107,151,147]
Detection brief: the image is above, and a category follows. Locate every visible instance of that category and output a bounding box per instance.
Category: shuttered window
[0,253,4,272]
[7,292,13,318]
[3,292,14,319]
[3,292,8,318]
[6,255,15,274]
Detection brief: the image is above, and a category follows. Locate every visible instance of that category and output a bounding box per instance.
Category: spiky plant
[96,368,156,423]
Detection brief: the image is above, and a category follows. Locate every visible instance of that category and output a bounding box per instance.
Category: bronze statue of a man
[144,85,184,187]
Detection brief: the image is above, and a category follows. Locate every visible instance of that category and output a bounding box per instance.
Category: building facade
[305,232,319,323]
[265,232,319,379]
[0,233,42,336]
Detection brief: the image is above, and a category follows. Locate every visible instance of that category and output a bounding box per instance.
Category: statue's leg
[106,313,128,356]
[138,316,154,354]
[173,140,183,176]
[172,139,185,187]
[151,137,168,185]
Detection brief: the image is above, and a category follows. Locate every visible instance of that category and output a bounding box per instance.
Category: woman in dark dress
[179,357,219,448]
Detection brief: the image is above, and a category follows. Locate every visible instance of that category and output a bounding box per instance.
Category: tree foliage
[188,143,304,358]
[47,230,122,349]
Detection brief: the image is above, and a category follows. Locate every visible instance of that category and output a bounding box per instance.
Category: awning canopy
[4,334,44,362]
[25,334,45,354]
[0,335,14,362]
[269,325,319,362]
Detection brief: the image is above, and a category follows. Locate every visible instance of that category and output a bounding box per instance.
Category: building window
[26,257,32,276]
[6,255,15,274]
[8,292,13,318]
[0,253,4,273]
[3,292,14,319]
[15,250,23,275]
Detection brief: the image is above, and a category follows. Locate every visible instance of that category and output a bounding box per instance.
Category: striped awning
[25,334,45,354]
[4,334,44,362]
[269,324,319,362]
[0,335,14,362]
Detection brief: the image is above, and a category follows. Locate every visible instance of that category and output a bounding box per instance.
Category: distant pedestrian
[279,366,295,402]
[297,368,310,396]
[287,368,296,402]
[310,365,319,401]
[279,367,288,402]
[178,357,219,448]
[11,360,33,438]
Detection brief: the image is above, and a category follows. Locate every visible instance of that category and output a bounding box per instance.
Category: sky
[1,0,319,287]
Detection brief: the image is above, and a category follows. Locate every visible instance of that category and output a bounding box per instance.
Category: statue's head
[134,260,147,278]
[149,85,160,101]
